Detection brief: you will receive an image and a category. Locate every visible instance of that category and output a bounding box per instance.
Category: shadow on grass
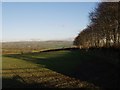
[4,48,120,88]
[2,75,49,88]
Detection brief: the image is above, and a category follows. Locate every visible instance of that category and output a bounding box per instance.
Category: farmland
[2,41,73,54]
[2,41,120,89]
[2,42,119,89]
[2,1,119,89]
[2,50,98,89]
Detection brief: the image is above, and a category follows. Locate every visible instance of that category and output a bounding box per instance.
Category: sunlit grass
[3,49,118,88]
[2,51,98,88]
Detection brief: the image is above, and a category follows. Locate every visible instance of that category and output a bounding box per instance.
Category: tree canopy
[74,2,119,48]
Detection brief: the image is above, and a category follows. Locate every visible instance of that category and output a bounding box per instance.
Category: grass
[2,48,119,89]
[2,50,97,89]
[2,41,73,54]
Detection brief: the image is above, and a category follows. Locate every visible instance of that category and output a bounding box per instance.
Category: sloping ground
[2,48,119,89]
[2,56,98,89]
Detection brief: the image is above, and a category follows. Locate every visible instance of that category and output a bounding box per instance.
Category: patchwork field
[2,41,73,54]
[2,48,119,89]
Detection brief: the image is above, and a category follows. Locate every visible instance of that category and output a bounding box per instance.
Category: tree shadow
[4,48,119,89]
[2,75,49,89]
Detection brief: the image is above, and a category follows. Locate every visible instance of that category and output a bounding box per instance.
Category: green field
[2,49,119,89]
[2,41,73,54]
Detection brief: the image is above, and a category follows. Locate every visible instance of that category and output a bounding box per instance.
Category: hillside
[2,41,73,54]
[2,48,119,89]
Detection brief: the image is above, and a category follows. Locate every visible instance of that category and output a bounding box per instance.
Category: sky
[0,2,2,42]
[2,2,98,42]
[2,0,101,2]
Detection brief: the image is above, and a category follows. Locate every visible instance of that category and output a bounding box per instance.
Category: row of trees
[74,2,119,48]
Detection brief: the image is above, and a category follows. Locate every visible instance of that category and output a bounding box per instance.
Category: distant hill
[2,41,73,54]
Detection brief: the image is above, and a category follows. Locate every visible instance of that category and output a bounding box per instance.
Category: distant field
[2,41,73,54]
[2,48,119,89]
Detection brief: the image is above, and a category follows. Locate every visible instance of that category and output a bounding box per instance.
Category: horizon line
[1,39,74,43]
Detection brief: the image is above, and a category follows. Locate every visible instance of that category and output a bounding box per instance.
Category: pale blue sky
[0,2,2,42]
[2,2,98,42]
[2,0,101,2]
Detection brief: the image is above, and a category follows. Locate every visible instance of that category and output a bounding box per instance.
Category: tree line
[74,2,119,48]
